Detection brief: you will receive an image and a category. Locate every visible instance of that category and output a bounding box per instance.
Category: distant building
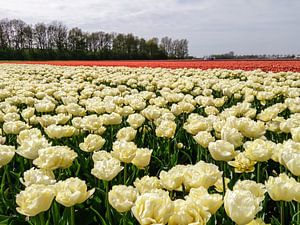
[203,56,216,60]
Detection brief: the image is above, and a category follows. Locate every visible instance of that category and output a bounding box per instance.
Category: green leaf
[0,219,9,225]
[0,215,10,222]
[271,216,282,225]
[59,207,70,225]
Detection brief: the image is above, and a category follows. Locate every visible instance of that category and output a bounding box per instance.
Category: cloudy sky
[1,0,299,57]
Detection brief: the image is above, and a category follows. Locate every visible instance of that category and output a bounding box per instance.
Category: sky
[0,0,299,57]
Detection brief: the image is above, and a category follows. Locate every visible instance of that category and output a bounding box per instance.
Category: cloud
[0,0,299,56]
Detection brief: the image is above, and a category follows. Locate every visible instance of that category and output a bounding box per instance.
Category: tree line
[0,19,189,60]
[208,51,298,60]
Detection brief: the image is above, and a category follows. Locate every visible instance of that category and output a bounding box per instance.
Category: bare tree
[51,22,67,50]
[68,27,86,51]
[34,23,47,49]
[9,19,27,49]
[0,19,10,49]
[178,39,189,58]
[146,37,159,58]
[23,25,33,49]
[172,39,188,58]
[160,36,173,57]
[103,33,113,50]
[47,24,56,49]
[0,18,188,60]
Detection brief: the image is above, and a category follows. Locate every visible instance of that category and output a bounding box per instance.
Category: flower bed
[0,64,299,225]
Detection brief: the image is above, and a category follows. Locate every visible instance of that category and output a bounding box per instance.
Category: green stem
[222,162,226,197]
[103,181,112,224]
[297,177,300,225]
[123,163,127,184]
[297,202,300,225]
[280,201,285,225]
[166,139,170,161]
[31,215,42,225]
[39,213,45,225]
[70,206,75,225]
[257,162,260,183]
[141,128,145,145]
[196,145,201,162]
[110,126,114,143]
[205,148,209,163]
[0,166,7,207]
[121,212,128,225]
[51,201,60,225]
[2,158,13,187]
[90,206,107,225]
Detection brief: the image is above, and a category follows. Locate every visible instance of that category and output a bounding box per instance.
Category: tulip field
[1,60,300,72]
[0,63,300,225]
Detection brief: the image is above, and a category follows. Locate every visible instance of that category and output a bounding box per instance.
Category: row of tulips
[0,64,299,225]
